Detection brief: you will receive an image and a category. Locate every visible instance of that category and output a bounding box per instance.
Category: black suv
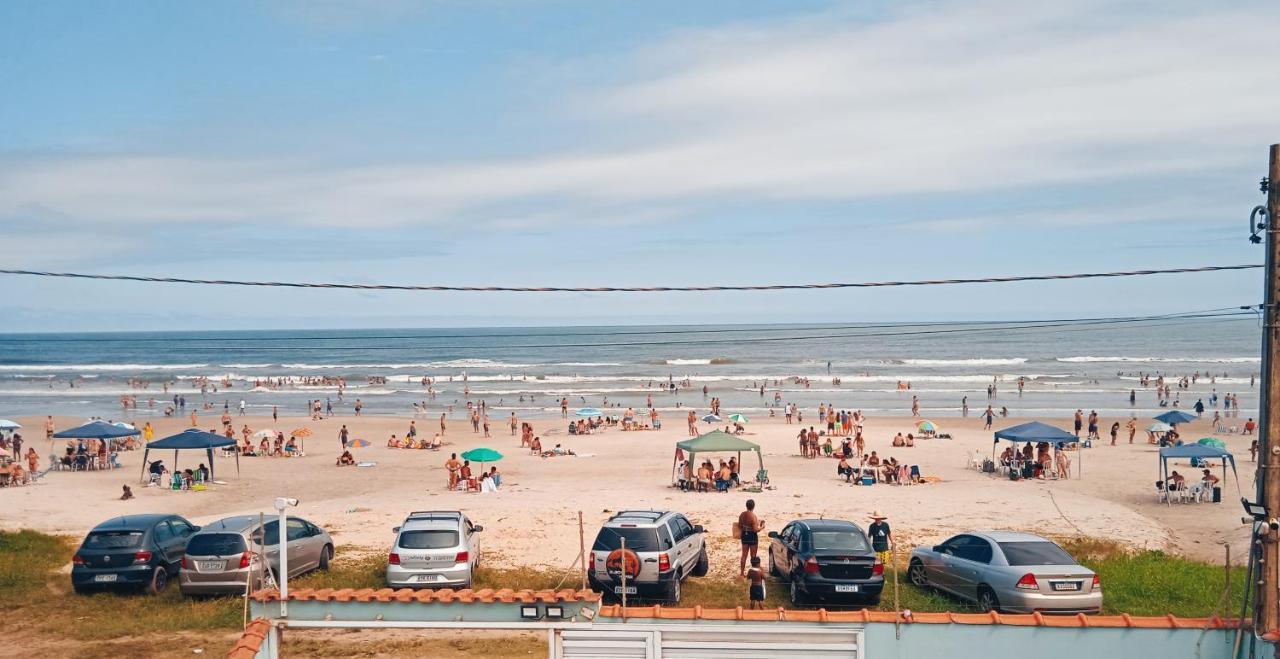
[72,514,199,595]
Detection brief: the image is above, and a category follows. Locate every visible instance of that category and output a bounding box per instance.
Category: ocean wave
[657,358,735,366]
[898,358,1028,366]
[1057,356,1260,364]
[0,363,210,372]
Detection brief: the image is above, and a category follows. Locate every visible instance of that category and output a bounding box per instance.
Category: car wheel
[664,578,681,603]
[145,566,168,596]
[907,560,927,587]
[691,548,709,577]
[318,545,332,571]
[460,580,472,590]
[790,578,806,606]
[977,586,1000,613]
[769,553,779,578]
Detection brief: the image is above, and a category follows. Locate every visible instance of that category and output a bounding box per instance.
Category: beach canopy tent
[992,421,1081,477]
[140,429,238,483]
[672,430,764,485]
[1155,410,1199,426]
[54,420,139,440]
[0,419,21,431]
[1158,443,1238,505]
[53,419,140,452]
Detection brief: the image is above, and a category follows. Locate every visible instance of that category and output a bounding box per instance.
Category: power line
[0,264,1261,293]
[0,305,1256,343]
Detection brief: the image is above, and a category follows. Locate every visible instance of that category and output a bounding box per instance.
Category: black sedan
[768,519,883,606]
[72,514,199,595]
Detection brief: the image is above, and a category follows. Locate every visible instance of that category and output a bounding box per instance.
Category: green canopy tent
[672,430,765,486]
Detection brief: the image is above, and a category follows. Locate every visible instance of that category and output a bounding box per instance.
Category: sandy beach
[0,411,1253,578]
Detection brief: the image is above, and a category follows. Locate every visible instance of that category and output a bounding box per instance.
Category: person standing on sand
[44,416,54,442]
[1126,418,1137,444]
[1073,410,1083,438]
[738,499,764,577]
[446,453,462,490]
[1109,422,1119,446]
[510,413,518,436]
[339,425,349,450]
[982,406,996,430]
[190,410,198,427]
[687,411,697,436]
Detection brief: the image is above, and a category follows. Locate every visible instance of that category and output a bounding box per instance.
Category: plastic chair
[756,468,769,486]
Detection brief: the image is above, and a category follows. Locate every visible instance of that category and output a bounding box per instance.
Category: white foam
[0,363,210,372]
[1057,356,1260,364]
[898,358,1028,366]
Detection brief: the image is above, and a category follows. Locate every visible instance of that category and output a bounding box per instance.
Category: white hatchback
[386,511,483,589]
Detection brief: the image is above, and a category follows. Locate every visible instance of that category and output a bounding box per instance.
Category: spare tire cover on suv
[605,549,641,579]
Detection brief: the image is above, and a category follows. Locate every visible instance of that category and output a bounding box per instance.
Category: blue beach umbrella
[577,408,602,417]
[1154,410,1198,426]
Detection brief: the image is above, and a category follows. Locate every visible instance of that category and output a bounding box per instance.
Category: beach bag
[732,522,741,538]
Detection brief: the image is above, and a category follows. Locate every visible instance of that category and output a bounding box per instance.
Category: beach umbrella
[113,421,136,430]
[701,414,721,423]
[348,438,371,448]
[1147,422,1174,433]
[577,408,602,417]
[916,419,938,433]
[728,413,749,424]
[461,447,504,470]
[461,448,503,463]
[252,429,278,439]
[1154,410,1198,426]
[289,427,312,453]
[0,419,20,431]
[1196,437,1227,449]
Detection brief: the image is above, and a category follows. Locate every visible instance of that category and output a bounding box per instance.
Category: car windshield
[999,541,1077,566]
[811,530,870,552]
[85,531,143,549]
[399,530,460,550]
[592,527,661,552]
[186,533,247,556]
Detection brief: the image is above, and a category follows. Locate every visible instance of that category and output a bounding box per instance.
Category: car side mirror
[392,526,400,533]
[191,526,201,533]
[473,525,484,532]
[692,525,704,534]
[767,531,779,539]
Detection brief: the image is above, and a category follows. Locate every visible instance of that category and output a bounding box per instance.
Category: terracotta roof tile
[251,587,600,604]
[595,605,1247,629]
[225,618,270,659]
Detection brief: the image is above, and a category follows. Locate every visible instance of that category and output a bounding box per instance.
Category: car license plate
[198,561,224,571]
[93,574,118,583]
[1051,581,1080,591]
[614,586,637,595]
[834,584,859,593]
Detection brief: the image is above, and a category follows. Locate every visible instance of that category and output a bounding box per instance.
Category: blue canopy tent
[1154,410,1199,426]
[992,421,1081,478]
[53,419,141,454]
[1158,444,1238,505]
[140,429,238,483]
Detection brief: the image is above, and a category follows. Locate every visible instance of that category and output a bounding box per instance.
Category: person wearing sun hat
[868,511,892,565]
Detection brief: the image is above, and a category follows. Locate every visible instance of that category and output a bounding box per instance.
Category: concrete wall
[864,623,1257,659]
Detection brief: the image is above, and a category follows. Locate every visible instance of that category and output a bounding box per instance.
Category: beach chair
[756,469,769,486]
[967,450,984,470]
[909,465,922,484]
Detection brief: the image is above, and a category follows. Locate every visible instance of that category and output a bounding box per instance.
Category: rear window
[85,531,144,549]
[999,541,1076,566]
[399,530,460,550]
[592,527,661,552]
[186,533,247,556]
[811,530,871,552]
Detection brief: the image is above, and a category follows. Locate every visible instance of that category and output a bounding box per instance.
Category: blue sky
[1,0,1276,330]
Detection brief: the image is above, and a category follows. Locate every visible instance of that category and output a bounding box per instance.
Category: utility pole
[1260,143,1280,640]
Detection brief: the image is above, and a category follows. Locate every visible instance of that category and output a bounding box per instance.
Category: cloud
[2,0,1276,233]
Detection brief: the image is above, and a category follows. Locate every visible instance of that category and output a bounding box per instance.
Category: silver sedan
[907,531,1101,614]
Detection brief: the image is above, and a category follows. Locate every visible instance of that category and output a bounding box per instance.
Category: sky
[1,0,1277,331]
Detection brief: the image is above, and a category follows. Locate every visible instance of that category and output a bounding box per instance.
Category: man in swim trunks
[738,499,764,577]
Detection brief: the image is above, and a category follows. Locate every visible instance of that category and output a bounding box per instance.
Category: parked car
[767,519,884,606]
[908,531,1101,614]
[588,510,708,603]
[179,514,333,596]
[72,514,199,595]
[386,511,483,589]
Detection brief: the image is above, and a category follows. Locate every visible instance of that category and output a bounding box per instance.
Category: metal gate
[556,623,864,659]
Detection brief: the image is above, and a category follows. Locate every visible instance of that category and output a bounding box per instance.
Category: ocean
[0,319,1263,421]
